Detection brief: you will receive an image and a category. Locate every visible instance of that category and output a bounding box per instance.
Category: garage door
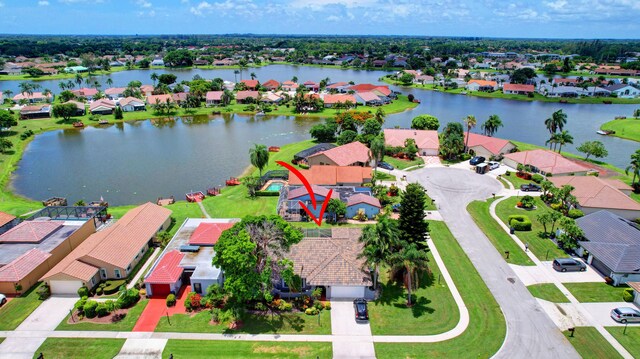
[50,280,83,295]
[150,284,171,297]
[330,286,365,299]
[591,258,612,277]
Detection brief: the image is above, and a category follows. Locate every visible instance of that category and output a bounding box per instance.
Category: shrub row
[623,288,634,302]
[508,215,532,231]
[255,190,281,197]
[102,279,127,295]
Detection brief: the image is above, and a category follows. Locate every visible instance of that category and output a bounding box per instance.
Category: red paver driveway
[133,285,190,332]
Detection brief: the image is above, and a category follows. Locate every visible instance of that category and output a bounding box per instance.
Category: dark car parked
[520,183,541,192]
[552,258,587,272]
[353,298,369,321]
[392,203,401,212]
[378,161,394,171]
[469,156,486,166]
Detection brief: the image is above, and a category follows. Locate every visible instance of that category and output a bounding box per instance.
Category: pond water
[8,65,640,205]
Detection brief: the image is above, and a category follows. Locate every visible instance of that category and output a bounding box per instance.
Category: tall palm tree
[19,82,32,97]
[481,114,503,137]
[66,80,75,89]
[544,109,567,135]
[463,115,477,153]
[556,130,573,153]
[249,144,269,177]
[375,108,386,124]
[233,70,239,83]
[106,78,114,87]
[250,72,257,80]
[42,89,52,103]
[626,149,640,186]
[58,82,67,91]
[291,76,298,83]
[358,216,398,289]
[388,241,429,306]
[150,72,158,86]
[75,73,83,87]
[369,135,386,174]
[546,132,561,151]
[2,89,12,103]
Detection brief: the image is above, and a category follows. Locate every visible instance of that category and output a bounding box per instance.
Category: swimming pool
[265,182,284,191]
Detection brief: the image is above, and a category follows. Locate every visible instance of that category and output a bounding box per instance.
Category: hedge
[255,190,281,197]
[531,174,544,183]
[102,279,127,295]
[166,294,176,307]
[623,288,634,302]
[508,215,532,231]
[567,209,585,219]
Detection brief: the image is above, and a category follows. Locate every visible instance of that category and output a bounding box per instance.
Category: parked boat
[596,130,615,135]
[42,197,67,207]
[186,191,205,202]
[226,177,241,186]
[207,187,221,196]
[268,146,280,152]
[98,119,109,125]
[255,111,265,116]
[89,199,109,208]
[73,121,85,128]
[157,196,175,206]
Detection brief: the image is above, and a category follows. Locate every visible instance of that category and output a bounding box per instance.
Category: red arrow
[276,160,331,226]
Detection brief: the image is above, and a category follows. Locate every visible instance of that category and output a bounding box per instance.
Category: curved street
[407,167,580,358]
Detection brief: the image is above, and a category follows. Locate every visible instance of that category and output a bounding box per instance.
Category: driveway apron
[331,300,375,358]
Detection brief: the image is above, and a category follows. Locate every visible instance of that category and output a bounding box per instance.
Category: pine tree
[398,183,430,251]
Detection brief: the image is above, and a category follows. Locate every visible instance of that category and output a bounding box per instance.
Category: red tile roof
[288,166,372,186]
[0,249,51,282]
[0,211,16,227]
[236,90,260,100]
[326,82,349,89]
[206,91,223,101]
[349,84,381,92]
[503,83,535,93]
[144,250,184,284]
[372,86,392,96]
[308,141,371,167]
[549,177,640,211]
[467,79,498,87]
[119,97,144,107]
[288,185,340,200]
[384,129,439,151]
[241,79,259,89]
[0,221,62,243]
[356,91,381,102]
[104,87,127,95]
[346,193,381,208]
[71,88,98,97]
[504,150,590,175]
[89,99,116,111]
[146,94,173,104]
[463,133,513,155]
[262,79,280,89]
[323,94,356,105]
[189,222,234,246]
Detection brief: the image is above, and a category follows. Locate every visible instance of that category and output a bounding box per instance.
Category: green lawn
[375,221,506,358]
[600,117,640,142]
[162,340,332,359]
[501,173,537,189]
[563,327,623,359]
[384,156,424,170]
[495,196,569,260]
[32,338,126,359]
[56,299,148,331]
[0,338,4,344]
[467,198,534,266]
[372,171,396,181]
[0,283,44,330]
[606,327,640,358]
[564,282,629,303]
[527,283,569,303]
[369,254,460,335]
[155,310,331,335]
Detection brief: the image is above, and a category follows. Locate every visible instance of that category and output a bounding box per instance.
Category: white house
[605,84,640,98]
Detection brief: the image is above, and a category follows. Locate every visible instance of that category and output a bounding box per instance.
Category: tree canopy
[577,140,608,160]
[411,114,439,130]
[398,183,430,251]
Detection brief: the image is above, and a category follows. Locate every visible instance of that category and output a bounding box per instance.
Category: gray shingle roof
[577,210,640,273]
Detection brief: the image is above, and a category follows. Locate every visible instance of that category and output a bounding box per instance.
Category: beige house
[503,149,591,176]
[463,133,516,159]
[384,129,439,156]
[41,203,171,295]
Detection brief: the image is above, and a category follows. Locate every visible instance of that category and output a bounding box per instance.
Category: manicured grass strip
[374,221,506,358]
[600,117,640,143]
[563,327,623,359]
[0,283,44,331]
[467,198,534,266]
[155,311,331,335]
[372,171,397,181]
[56,300,148,331]
[0,338,4,344]
[162,340,332,359]
[564,282,629,303]
[384,156,424,170]
[527,283,569,303]
[32,338,126,359]
[369,254,460,335]
[606,327,640,358]
[495,196,569,260]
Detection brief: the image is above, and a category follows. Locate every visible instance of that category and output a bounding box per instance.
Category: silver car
[487,161,500,170]
[610,307,640,323]
[0,294,6,306]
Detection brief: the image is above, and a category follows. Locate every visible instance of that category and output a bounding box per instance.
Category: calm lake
[7,65,639,205]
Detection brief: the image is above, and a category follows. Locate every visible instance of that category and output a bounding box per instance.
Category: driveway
[133,285,190,332]
[114,338,167,359]
[510,260,605,286]
[407,167,580,358]
[330,300,375,359]
[541,260,606,283]
[582,302,640,327]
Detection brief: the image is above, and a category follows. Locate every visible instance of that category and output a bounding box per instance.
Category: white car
[0,294,6,306]
[487,161,500,170]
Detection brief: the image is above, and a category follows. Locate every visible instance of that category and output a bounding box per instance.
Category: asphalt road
[408,167,580,359]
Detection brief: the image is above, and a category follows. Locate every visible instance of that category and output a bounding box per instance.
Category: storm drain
[507,277,516,284]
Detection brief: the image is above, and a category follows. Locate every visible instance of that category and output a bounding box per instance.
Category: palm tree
[58,82,67,91]
[375,108,386,124]
[250,72,257,80]
[546,132,561,151]
[42,89,52,103]
[556,130,573,153]
[291,76,298,83]
[19,82,32,97]
[463,115,477,153]
[66,80,75,89]
[544,109,567,135]
[358,216,399,289]
[75,73,83,87]
[150,72,158,86]
[106,78,114,87]
[233,70,239,83]
[2,89,12,103]
[626,149,640,186]
[481,114,503,137]
[369,135,385,174]
[388,241,429,306]
[249,144,269,177]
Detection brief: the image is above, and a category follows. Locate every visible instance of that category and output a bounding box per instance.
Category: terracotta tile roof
[64,100,85,111]
[308,141,371,167]
[189,222,234,246]
[384,129,439,150]
[0,221,62,243]
[140,85,154,93]
[119,97,144,107]
[326,82,349,89]
[503,83,535,93]
[549,177,640,211]
[603,179,633,191]
[146,94,173,104]
[553,78,579,84]
[241,79,259,88]
[104,87,126,95]
[172,93,188,102]
[288,185,340,200]
[71,88,98,97]
[463,133,513,155]
[236,90,260,100]
[628,282,640,293]
[504,150,590,175]
[262,79,280,89]
[349,83,381,92]
[323,94,356,105]
[206,91,223,101]
[467,79,498,87]
[0,249,51,282]
[303,80,318,86]
[288,228,371,286]
[356,92,381,102]
[42,202,171,281]
[89,99,116,111]
[372,86,392,96]
[0,211,16,227]
[346,193,381,208]
[13,92,52,101]
[144,250,184,284]
[288,166,372,186]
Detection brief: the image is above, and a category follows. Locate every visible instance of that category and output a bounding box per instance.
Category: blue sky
[0,0,639,38]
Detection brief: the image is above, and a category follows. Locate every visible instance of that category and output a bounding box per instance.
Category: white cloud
[38,0,49,5]
[326,15,341,21]
[190,1,213,16]
[136,0,151,8]
[190,0,257,17]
